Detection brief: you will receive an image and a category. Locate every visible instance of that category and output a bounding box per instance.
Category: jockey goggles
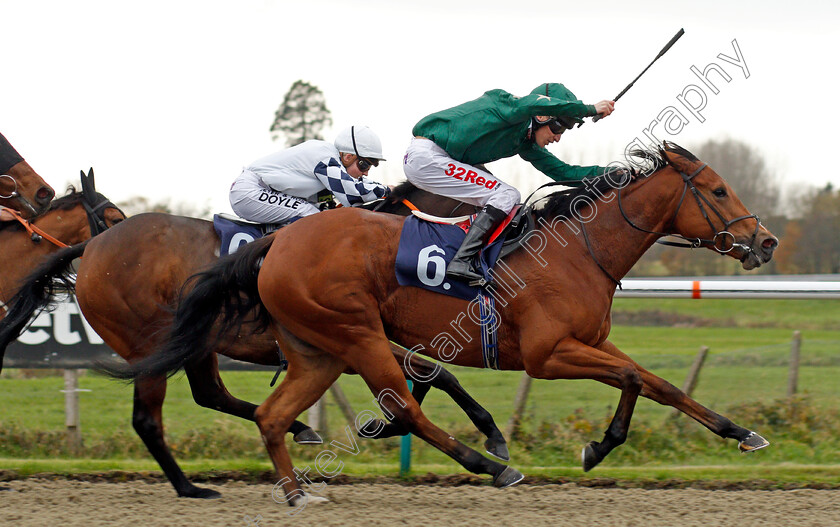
[534,115,575,135]
[351,125,378,172]
[356,157,375,172]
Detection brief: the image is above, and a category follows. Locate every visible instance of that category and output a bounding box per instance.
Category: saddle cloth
[213,214,266,256]
[395,214,507,301]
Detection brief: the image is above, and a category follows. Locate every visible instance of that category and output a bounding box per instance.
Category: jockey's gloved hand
[605,167,638,184]
[319,199,337,211]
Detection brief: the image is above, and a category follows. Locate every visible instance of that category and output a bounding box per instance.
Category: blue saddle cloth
[395,216,505,301]
[213,214,265,256]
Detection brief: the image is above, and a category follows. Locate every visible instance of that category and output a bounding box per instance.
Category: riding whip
[589,28,685,124]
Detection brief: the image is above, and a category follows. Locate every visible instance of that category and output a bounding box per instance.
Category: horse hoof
[179,486,222,499]
[582,441,601,472]
[290,492,329,507]
[739,431,770,453]
[485,438,511,461]
[357,418,387,438]
[492,466,524,488]
[293,428,323,445]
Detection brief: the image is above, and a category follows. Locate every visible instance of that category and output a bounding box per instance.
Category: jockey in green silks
[403,82,616,284]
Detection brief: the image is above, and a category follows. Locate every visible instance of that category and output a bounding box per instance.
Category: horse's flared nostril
[36,186,55,205]
[762,237,779,251]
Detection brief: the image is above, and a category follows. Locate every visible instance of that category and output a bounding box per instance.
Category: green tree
[269,80,332,146]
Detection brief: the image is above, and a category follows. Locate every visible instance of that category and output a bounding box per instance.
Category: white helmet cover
[334,125,386,162]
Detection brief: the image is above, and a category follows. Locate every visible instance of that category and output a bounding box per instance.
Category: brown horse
[126,142,779,504]
[0,184,502,499]
[0,132,55,218]
[0,172,124,308]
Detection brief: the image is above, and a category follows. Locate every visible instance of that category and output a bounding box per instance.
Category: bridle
[0,174,19,199]
[81,191,121,237]
[618,163,762,258]
[519,159,764,288]
[2,189,122,248]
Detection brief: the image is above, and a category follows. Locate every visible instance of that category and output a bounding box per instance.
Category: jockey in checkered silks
[229,125,390,226]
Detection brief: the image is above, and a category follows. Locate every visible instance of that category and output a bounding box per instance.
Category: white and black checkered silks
[403,138,520,214]
[230,169,321,224]
[230,154,388,225]
[314,158,388,206]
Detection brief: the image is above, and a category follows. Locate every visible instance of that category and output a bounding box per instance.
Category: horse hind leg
[256,330,348,509]
[360,343,509,461]
[132,376,220,499]
[342,338,522,488]
[597,339,769,453]
[183,352,322,444]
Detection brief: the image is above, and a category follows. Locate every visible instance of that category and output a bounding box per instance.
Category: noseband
[618,163,762,259]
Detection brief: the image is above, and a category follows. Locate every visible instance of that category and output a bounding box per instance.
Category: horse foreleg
[523,337,643,472]
[359,344,510,460]
[183,352,322,444]
[596,339,769,452]
[339,338,522,488]
[132,375,221,499]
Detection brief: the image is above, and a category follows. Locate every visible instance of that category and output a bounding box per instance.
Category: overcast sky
[3,0,837,215]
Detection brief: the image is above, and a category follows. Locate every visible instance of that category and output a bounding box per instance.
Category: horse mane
[48,186,85,211]
[535,142,697,222]
[0,186,84,232]
[388,180,418,201]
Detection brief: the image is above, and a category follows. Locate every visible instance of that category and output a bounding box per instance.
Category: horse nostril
[762,237,778,251]
[36,186,55,204]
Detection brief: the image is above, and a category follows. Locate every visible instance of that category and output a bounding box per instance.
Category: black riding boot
[446,205,508,284]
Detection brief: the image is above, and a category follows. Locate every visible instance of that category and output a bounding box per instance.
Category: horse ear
[87,168,96,190]
[79,168,95,200]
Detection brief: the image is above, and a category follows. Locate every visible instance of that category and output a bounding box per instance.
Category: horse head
[653,142,778,270]
[78,168,126,235]
[0,133,55,218]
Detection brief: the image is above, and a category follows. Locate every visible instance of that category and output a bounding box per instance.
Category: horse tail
[0,240,89,373]
[100,233,277,381]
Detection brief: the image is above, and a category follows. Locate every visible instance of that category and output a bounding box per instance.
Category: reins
[0,190,122,249]
[1,206,69,248]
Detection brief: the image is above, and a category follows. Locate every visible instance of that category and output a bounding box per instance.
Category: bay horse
[0,132,55,218]
[0,185,502,499]
[0,171,124,309]
[122,142,779,505]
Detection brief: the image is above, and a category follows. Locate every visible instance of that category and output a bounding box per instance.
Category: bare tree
[695,138,781,216]
[269,80,332,146]
[776,184,840,274]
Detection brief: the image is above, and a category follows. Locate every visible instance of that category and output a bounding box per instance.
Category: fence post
[787,330,802,398]
[671,346,709,418]
[329,383,357,429]
[399,380,413,476]
[308,396,328,434]
[506,373,533,440]
[62,369,83,454]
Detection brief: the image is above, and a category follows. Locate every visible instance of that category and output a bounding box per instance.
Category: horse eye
[713,187,727,198]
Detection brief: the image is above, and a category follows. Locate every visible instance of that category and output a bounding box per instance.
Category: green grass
[2,298,839,482]
[612,297,840,331]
